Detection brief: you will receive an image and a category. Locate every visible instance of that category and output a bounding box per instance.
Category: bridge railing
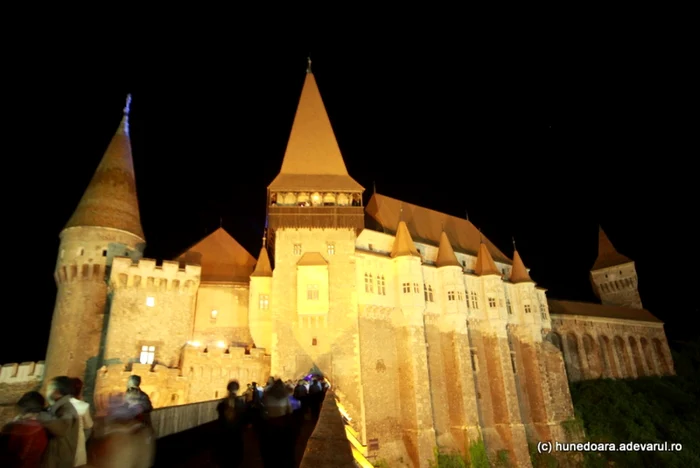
[150,399,219,439]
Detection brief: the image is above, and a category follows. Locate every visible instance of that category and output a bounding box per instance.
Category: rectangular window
[307,285,319,300]
[402,282,411,293]
[457,291,464,301]
[488,297,496,308]
[365,273,374,293]
[447,291,455,301]
[259,294,269,309]
[506,299,512,315]
[470,292,478,309]
[413,283,419,293]
[378,275,386,295]
[524,304,532,313]
[293,244,302,255]
[327,243,335,255]
[140,346,155,365]
[511,352,517,374]
[146,296,155,307]
[539,303,545,313]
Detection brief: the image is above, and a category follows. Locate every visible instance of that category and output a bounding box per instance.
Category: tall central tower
[265,60,366,427]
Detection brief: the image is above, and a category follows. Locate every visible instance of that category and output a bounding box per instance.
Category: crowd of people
[0,372,329,468]
[215,375,329,468]
[0,374,154,468]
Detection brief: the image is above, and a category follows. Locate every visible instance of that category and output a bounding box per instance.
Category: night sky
[3,42,695,365]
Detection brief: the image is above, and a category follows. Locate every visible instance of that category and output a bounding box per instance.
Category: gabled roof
[268,69,363,193]
[548,299,661,323]
[176,228,256,282]
[366,193,511,264]
[436,231,461,267]
[64,95,144,240]
[297,252,328,266]
[592,226,633,270]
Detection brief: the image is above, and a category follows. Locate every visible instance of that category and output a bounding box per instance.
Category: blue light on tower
[123,93,132,136]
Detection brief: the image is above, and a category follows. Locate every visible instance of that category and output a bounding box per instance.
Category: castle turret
[43,95,146,401]
[436,231,467,317]
[590,226,642,309]
[475,240,501,277]
[509,242,544,327]
[249,236,273,351]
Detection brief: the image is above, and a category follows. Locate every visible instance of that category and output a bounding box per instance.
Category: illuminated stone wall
[591,262,643,309]
[105,257,200,369]
[191,282,253,348]
[549,315,674,381]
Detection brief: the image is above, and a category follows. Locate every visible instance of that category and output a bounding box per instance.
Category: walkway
[153,412,319,467]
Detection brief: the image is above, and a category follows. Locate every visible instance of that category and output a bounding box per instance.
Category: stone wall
[0,362,44,427]
[549,315,674,381]
[300,390,355,468]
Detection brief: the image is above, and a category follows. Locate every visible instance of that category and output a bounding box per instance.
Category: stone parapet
[300,391,356,468]
[0,361,45,384]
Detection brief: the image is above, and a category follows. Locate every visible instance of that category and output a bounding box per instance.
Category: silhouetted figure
[38,376,80,468]
[0,391,49,468]
[69,377,93,467]
[260,379,295,468]
[308,378,323,419]
[124,376,152,429]
[215,380,247,468]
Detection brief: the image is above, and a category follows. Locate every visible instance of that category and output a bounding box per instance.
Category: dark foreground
[153,414,319,467]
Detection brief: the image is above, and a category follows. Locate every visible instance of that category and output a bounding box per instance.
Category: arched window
[284,192,296,205]
[323,193,336,205]
[311,192,322,206]
[337,193,349,206]
[297,193,310,206]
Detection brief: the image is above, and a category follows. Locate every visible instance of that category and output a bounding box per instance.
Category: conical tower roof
[475,241,501,276]
[436,231,461,267]
[592,226,633,270]
[251,241,273,278]
[64,95,144,240]
[268,59,363,193]
[510,248,534,283]
[391,221,421,258]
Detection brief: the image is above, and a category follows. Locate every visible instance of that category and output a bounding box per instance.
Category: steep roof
[64,95,144,240]
[177,228,256,282]
[475,242,501,276]
[510,249,534,283]
[391,221,421,258]
[592,226,633,270]
[268,67,363,193]
[251,246,272,277]
[436,231,461,267]
[366,193,511,264]
[548,299,661,323]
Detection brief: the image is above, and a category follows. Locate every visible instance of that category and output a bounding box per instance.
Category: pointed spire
[391,221,421,258]
[436,231,461,267]
[64,94,144,240]
[510,241,534,283]
[475,242,500,276]
[268,61,363,192]
[251,240,273,277]
[592,226,633,270]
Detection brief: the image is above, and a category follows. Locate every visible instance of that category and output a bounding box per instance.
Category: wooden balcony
[268,206,365,231]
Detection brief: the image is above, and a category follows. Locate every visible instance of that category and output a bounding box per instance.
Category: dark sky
[3,39,695,364]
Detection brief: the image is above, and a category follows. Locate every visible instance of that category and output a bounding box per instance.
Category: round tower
[43,95,146,402]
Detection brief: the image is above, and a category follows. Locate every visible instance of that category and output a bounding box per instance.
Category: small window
[510,352,517,374]
[293,244,302,255]
[312,338,317,346]
[427,285,434,302]
[327,243,335,255]
[211,309,218,318]
[488,297,496,308]
[368,243,374,251]
[402,282,411,293]
[413,283,419,293]
[146,296,155,307]
[506,299,512,315]
[215,391,219,398]
[78,248,84,256]
[60,249,65,259]
[470,350,478,372]
[470,291,479,309]
[307,285,319,300]
[365,273,374,293]
[457,291,464,301]
[524,304,532,313]
[140,345,155,365]
[102,249,107,257]
[259,294,269,309]
[378,275,386,295]
[447,291,455,301]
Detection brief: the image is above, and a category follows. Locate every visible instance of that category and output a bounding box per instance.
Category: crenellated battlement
[55,261,108,284]
[109,257,201,292]
[0,361,45,384]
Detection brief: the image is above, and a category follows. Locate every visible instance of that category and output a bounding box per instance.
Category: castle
[0,63,675,467]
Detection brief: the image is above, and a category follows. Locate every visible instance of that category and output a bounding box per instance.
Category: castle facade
[0,67,674,467]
